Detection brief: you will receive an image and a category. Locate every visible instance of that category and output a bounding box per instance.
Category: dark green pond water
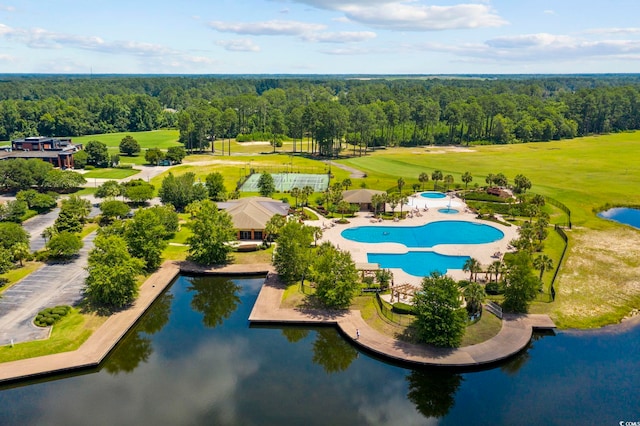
[0,275,638,425]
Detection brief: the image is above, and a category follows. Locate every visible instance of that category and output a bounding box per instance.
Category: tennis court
[240,173,329,192]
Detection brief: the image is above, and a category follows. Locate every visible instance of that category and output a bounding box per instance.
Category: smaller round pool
[420,191,446,199]
[438,208,459,214]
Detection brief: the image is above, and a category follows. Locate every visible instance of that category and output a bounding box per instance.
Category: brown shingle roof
[218,197,289,230]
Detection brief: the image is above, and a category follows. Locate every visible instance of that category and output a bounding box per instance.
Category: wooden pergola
[390,283,417,303]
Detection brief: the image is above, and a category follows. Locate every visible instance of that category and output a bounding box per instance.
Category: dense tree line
[3,75,640,150]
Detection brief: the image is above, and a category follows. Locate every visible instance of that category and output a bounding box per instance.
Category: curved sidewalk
[249,274,556,367]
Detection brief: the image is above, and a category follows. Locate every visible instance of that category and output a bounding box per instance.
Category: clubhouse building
[0,136,83,169]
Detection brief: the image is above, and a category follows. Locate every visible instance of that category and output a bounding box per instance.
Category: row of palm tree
[370,192,409,217]
[463,254,554,284]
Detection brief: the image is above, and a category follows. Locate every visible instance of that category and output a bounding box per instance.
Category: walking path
[0,232,96,346]
[324,160,366,178]
[249,273,556,367]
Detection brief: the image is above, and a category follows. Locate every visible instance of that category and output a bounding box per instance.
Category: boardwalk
[249,273,556,367]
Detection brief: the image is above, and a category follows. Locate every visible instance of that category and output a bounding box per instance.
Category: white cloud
[543,10,555,15]
[302,31,376,43]
[320,46,391,55]
[486,33,574,49]
[0,23,217,71]
[208,20,325,36]
[585,27,640,35]
[0,4,15,12]
[216,39,261,52]
[0,53,15,62]
[416,33,640,63]
[289,1,507,31]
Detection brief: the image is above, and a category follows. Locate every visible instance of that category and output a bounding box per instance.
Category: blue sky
[1,0,640,74]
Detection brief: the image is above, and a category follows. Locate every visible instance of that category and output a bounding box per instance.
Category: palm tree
[431,170,443,190]
[412,183,421,194]
[342,178,352,190]
[463,282,486,315]
[461,171,472,191]
[337,200,351,219]
[488,260,503,282]
[301,185,314,207]
[370,193,381,216]
[463,257,481,282]
[397,177,405,195]
[290,187,301,210]
[444,174,454,191]
[388,193,400,216]
[418,172,429,191]
[485,173,495,187]
[312,226,323,247]
[533,255,554,282]
[398,195,408,218]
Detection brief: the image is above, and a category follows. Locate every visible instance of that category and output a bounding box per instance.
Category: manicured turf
[73,129,181,150]
[152,153,349,194]
[0,310,105,363]
[82,168,140,179]
[339,133,640,228]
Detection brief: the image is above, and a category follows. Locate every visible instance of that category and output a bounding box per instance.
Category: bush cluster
[485,282,505,295]
[34,305,72,327]
[464,192,506,202]
[392,302,416,315]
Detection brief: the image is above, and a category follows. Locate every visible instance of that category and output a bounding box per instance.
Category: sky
[1,0,640,74]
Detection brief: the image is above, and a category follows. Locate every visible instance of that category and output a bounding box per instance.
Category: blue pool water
[598,207,640,229]
[420,191,446,199]
[341,220,504,248]
[368,251,470,276]
[438,208,459,214]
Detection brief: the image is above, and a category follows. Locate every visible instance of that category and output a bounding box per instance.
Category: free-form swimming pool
[420,191,446,199]
[368,251,470,277]
[341,220,504,248]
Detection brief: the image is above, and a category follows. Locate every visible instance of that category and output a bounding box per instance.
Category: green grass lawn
[461,311,502,346]
[0,262,43,294]
[0,309,105,363]
[73,129,181,150]
[153,152,349,194]
[339,133,640,229]
[82,168,140,179]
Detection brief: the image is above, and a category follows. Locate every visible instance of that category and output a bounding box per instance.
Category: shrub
[485,281,505,295]
[116,163,134,169]
[392,302,416,315]
[84,165,95,170]
[464,192,505,202]
[34,305,72,327]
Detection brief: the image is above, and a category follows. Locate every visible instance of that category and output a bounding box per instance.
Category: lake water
[0,275,638,425]
[598,207,640,229]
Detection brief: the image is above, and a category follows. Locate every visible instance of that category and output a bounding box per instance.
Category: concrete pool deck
[249,272,556,368]
[306,192,520,286]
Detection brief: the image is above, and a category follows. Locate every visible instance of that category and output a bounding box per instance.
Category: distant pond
[598,207,640,229]
[0,275,639,425]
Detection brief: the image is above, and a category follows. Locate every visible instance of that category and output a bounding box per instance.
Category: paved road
[22,208,61,252]
[0,232,96,346]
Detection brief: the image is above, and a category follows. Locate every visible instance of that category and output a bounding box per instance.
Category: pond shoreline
[3,259,638,383]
